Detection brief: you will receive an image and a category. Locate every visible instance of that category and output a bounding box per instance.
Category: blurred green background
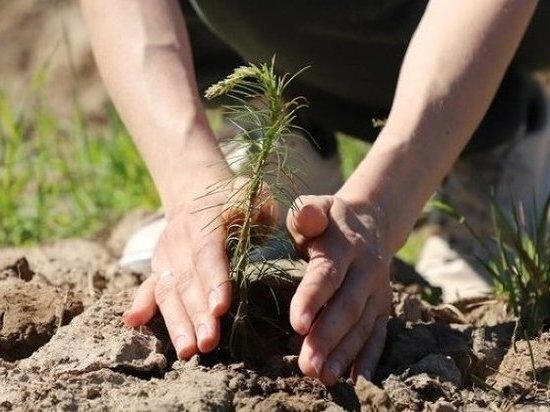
[0,0,425,263]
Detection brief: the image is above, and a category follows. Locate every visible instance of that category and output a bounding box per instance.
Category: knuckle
[311,335,330,358]
[343,229,366,250]
[154,281,172,305]
[175,272,193,294]
[315,258,341,291]
[356,318,374,342]
[185,305,211,327]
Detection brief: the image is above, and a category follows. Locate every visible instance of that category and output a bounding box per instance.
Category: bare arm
[288,0,538,384]
[80,0,230,215]
[80,0,239,358]
[339,0,538,253]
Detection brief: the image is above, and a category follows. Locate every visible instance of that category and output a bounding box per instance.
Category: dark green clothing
[181,1,549,156]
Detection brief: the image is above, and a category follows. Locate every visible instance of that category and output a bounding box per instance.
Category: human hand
[287,195,392,386]
[122,176,278,359]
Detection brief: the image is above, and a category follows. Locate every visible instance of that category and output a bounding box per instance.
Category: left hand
[286,195,392,386]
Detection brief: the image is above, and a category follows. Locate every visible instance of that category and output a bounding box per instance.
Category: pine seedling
[204,59,308,361]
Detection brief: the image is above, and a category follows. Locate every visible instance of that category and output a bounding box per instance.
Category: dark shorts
[181,1,550,157]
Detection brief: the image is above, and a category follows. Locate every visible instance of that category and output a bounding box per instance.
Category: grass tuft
[0,90,159,247]
[433,194,550,338]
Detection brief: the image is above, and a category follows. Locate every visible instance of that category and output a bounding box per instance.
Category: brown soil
[0,218,549,411]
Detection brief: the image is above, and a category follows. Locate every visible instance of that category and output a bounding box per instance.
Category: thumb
[287,196,332,246]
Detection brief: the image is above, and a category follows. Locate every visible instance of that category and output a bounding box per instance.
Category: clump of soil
[0,216,548,411]
[0,265,83,361]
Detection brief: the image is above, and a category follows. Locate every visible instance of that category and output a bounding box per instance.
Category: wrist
[151,126,234,219]
[161,162,233,221]
[335,191,400,259]
[335,137,420,255]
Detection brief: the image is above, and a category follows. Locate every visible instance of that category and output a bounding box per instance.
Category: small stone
[409,354,462,387]
[404,373,457,404]
[427,400,458,412]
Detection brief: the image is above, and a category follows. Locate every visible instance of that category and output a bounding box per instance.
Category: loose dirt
[0,217,548,411]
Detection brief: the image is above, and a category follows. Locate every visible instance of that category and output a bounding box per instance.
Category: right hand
[122,175,278,359]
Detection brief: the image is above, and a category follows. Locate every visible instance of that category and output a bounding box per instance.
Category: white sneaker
[119,216,167,274]
[417,86,550,303]
[119,123,343,273]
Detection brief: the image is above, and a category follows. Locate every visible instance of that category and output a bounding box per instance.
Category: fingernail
[197,323,209,344]
[208,290,219,312]
[175,335,187,358]
[327,359,342,380]
[362,369,372,381]
[121,310,133,326]
[311,351,324,376]
[300,312,312,333]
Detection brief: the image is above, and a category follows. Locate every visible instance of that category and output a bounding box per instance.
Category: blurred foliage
[0,89,159,246]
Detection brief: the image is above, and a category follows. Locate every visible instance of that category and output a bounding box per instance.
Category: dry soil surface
[0,217,549,411]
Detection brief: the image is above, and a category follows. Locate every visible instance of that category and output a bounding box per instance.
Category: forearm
[338,0,537,253]
[80,0,229,215]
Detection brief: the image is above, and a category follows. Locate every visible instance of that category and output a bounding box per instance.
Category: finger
[193,229,232,317]
[286,196,332,246]
[161,233,219,354]
[292,203,330,238]
[290,253,349,335]
[318,298,379,386]
[177,272,220,353]
[297,264,372,381]
[289,222,356,335]
[154,272,197,359]
[224,177,278,227]
[351,316,388,382]
[122,274,158,327]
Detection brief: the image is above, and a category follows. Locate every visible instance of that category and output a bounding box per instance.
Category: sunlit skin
[81,0,537,385]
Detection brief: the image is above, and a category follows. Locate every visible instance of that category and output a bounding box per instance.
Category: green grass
[336,133,371,179]
[481,197,549,337]
[434,195,550,338]
[0,90,159,247]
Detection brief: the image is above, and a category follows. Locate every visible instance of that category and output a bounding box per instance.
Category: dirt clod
[470,322,515,378]
[0,257,34,281]
[19,293,168,377]
[0,278,83,361]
